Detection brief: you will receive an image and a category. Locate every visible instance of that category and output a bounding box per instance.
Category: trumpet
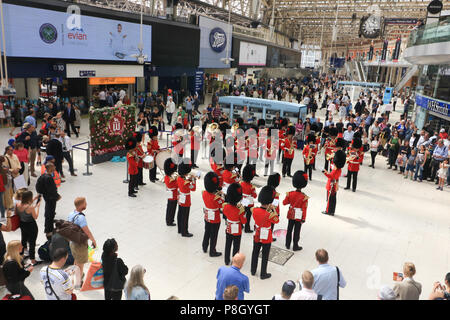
[266,203,279,218]
[305,145,314,165]
[231,122,240,134]
[206,122,219,135]
[347,151,358,163]
[214,190,225,201]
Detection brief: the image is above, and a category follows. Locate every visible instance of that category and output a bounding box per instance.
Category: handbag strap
[336,266,340,300]
[46,266,60,300]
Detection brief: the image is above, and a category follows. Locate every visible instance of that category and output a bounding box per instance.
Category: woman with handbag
[101,238,128,300]
[2,146,21,211]
[16,191,41,266]
[2,240,35,299]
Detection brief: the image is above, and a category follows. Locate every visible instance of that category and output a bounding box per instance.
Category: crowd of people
[0,73,448,300]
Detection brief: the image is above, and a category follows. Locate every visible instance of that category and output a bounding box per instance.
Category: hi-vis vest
[40,165,61,188]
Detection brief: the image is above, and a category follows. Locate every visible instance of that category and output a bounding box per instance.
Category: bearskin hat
[226,183,243,205]
[235,117,244,127]
[178,158,192,176]
[286,126,296,136]
[258,185,275,205]
[310,123,319,133]
[125,137,137,150]
[242,164,256,182]
[335,137,346,148]
[329,127,338,137]
[267,173,281,188]
[280,118,288,128]
[307,133,316,144]
[333,149,347,169]
[352,138,362,149]
[293,170,308,189]
[257,119,266,127]
[353,131,361,140]
[133,131,143,142]
[163,158,177,176]
[148,126,158,137]
[204,171,220,193]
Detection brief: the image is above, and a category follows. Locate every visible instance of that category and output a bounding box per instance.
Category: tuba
[206,122,219,135]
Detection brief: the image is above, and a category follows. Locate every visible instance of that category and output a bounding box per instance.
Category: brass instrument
[206,123,220,135]
[266,203,279,219]
[214,190,225,201]
[347,151,358,163]
[231,122,240,134]
[305,144,315,165]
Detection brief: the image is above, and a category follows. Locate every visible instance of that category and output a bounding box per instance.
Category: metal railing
[407,17,450,48]
[71,141,93,176]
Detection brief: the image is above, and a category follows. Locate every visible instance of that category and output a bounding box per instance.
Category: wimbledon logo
[39,23,58,44]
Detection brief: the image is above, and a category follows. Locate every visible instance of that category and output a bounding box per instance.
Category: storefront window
[417,64,450,102]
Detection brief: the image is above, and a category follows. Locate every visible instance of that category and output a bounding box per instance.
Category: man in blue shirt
[24,110,36,128]
[311,249,346,300]
[185,96,193,123]
[215,253,250,300]
[429,139,448,183]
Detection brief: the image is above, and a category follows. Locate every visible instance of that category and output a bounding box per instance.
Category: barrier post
[123,161,129,183]
[70,149,78,172]
[83,146,92,176]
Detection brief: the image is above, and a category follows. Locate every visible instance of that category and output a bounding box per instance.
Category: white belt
[227,219,240,224]
[254,224,270,231]
[179,192,190,195]
[167,188,176,191]
[204,207,219,213]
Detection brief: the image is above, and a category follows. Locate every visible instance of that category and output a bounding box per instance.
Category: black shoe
[135,187,139,191]
[285,244,290,250]
[260,273,272,280]
[254,174,259,177]
[352,189,356,192]
[344,187,350,190]
[251,272,256,276]
[167,223,176,227]
[150,180,156,183]
[138,183,147,186]
[209,252,222,257]
[128,194,137,197]
[293,246,303,251]
[154,178,160,181]
[322,211,330,215]
[225,261,230,265]
[202,248,207,253]
[244,229,253,233]
[287,174,293,177]
[182,233,193,237]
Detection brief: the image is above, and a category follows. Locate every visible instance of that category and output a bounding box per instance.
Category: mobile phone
[24,264,32,269]
[36,195,42,204]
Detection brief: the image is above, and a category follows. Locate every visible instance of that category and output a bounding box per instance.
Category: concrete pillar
[150,76,158,94]
[13,78,26,99]
[137,77,145,93]
[26,78,40,100]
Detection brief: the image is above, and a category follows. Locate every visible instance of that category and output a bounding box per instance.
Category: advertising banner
[199,16,231,68]
[194,70,204,97]
[415,94,450,119]
[368,46,374,61]
[239,41,267,66]
[393,38,402,61]
[381,40,388,62]
[2,3,151,62]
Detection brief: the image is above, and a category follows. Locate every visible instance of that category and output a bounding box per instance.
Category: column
[26,78,40,100]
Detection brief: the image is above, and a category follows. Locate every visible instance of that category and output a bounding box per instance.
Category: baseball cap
[44,155,55,164]
[378,285,396,300]
[282,280,296,296]
[440,128,445,133]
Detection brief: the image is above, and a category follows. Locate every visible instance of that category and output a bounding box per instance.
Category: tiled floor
[1,104,449,300]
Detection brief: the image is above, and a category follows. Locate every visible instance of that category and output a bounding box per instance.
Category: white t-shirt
[119,90,126,100]
[290,288,318,300]
[166,101,176,113]
[40,266,73,300]
[99,91,106,101]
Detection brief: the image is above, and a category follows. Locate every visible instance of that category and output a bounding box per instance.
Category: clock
[360,15,382,39]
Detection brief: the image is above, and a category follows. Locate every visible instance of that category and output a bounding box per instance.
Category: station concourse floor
[1,105,449,300]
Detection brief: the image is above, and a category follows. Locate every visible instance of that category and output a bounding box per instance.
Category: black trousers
[104,290,122,300]
[286,219,302,249]
[137,167,144,184]
[430,159,442,181]
[202,221,220,254]
[393,101,397,111]
[55,158,63,175]
[63,151,75,175]
[166,199,177,225]
[44,199,57,234]
[128,174,138,195]
[326,190,337,215]
[149,165,157,181]
[6,282,34,299]
[65,121,78,137]
[244,206,252,232]
[191,149,199,166]
[167,113,173,125]
[224,233,241,265]
[388,149,398,168]
[304,162,313,180]
[423,159,431,180]
[370,151,377,167]
[251,242,271,276]
[346,170,358,191]
[20,220,38,260]
[324,159,330,171]
[177,205,190,235]
[282,157,293,176]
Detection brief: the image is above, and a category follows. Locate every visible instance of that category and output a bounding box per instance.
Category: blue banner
[383,87,393,105]
[415,94,450,118]
[195,70,204,97]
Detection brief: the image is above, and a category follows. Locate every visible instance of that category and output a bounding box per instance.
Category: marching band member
[172,123,185,160]
[322,150,346,216]
[282,126,296,178]
[327,137,346,171]
[126,137,138,198]
[177,159,196,237]
[277,118,288,164]
[283,171,309,251]
[240,165,257,233]
[264,127,277,176]
[257,119,266,162]
[303,133,317,180]
[246,125,259,175]
[202,172,224,257]
[250,185,279,280]
[344,138,363,192]
[311,123,320,171]
[267,173,281,242]
[210,147,225,189]
[134,132,146,187]
[323,127,338,172]
[190,126,202,169]
[163,158,178,227]
[222,183,246,265]
[222,155,239,195]
[147,126,160,183]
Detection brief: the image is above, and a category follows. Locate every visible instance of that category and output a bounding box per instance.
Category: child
[397,140,410,174]
[163,158,178,227]
[125,138,138,197]
[222,183,246,265]
[283,171,309,251]
[147,126,160,183]
[437,159,449,191]
[240,165,257,233]
[413,145,426,182]
[404,149,416,180]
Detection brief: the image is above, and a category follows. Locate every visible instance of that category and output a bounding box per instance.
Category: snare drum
[143,155,154,169]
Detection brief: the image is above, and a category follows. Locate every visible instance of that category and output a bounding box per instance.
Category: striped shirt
[40,266,73,300]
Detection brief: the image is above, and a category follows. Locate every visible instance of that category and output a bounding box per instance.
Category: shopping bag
[13,175,27,191]
[10,214,20,231]
[80,261,104,291]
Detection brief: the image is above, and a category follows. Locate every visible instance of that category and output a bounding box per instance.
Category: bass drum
[155,149,173,171]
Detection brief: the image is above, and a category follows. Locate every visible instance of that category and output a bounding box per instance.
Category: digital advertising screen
[239,41,267,66]
[1,3,152,62]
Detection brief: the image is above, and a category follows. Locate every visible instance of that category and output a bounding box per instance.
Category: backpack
[54,214,89,245]
[35,174,47,194]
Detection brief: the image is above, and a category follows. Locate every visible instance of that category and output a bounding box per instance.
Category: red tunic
[265,139,276,160]
[324,138,336,161]
[283,138,296,159]
[240,181,257,208]
[323,168,341,192]
[202,191,224,224]
[190,132,201,151]
[283,191,308,222]
[211,162,224,187]
[222,203,246,235]
[222,169,239,187]
[136,144,144,168]
[147,139,160,157]
[164,175,178,201]
[177,176,196,207]
[347,150,363,172]
[252,207,279,244]
[127,152,138,175]
[303,144,316,164]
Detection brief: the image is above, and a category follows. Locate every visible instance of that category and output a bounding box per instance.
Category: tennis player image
[109,23,127,59]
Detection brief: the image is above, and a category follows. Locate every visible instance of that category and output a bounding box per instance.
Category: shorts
[406,164,415,171]
[69,242,89,264]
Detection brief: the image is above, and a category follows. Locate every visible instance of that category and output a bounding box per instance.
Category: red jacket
[136,144,144,168]
[202,191,224,224]
[240,181,257,208]
[127,151,138,175]
[222,169,239,187]
[265,139,277,160]
[283,190,308,221]
[283,138,296,159]
[347,150,363,172]
[211,162,224,187]
[177,176,196,207]
[323,168,341,192]
[164,175,178,201]
[252,207,279,244]
[223,203,246,235]
[147,139,160,157]
[303,144,316,164]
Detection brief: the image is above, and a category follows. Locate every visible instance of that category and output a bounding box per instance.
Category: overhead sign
[2,3,151,62]
[194,70,204,96]
[427,0,443,15]
[80,70,96,77]
[209,27,227,53]
[415,94,450,118]
[384,18,422,25]
[239,41,267,66]
[88,77,136,85]
[199,16,232,68]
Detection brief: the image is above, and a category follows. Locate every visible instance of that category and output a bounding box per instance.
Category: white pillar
[137,77,145,93]
[150,76,158,93]
[13,78,26,99]
[26,78,40,100]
